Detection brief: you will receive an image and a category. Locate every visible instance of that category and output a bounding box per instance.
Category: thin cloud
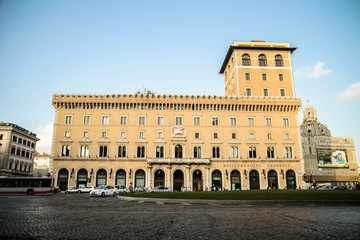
[35,123,53,154]
[295,61,333,78]
[338,81,360,101]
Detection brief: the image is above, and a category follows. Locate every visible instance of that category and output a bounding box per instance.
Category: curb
[117,196,360,205]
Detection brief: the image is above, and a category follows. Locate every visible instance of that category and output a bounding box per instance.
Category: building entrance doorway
[231,170,241,190]
[77,169,88,188]
[249,170,260,189]
[154,169,165,187]
[96,169,107,187]
[57,168,69,191]
[116,169,126,186]
[268,170,278,189]
[135,170,145,188]
[286,170,297,189]
[173,170,184,191]
[212,170,222,190]
[193,170,203,191]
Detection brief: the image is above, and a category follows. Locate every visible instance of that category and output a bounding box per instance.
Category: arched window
[135,169,145,188]
[80,145,89,157]
[230,147,238,158]
[175,144,183,158]
[212,170,222,190]
[242,54,251,66]
[267,147,275,158]
[61,145,70,157]
[193,147,201,158]
[137,146,145,158]
[285,147,293,158]
[268,170,278,189]
[258,54,267,66]
[118,146,126,157]
[212,147,220,158]
[156,146,164,158]
[77,169,88,188]
[249,147,257,158]
[286,170,297,189]
[275,55,283,67]
[99,146,107,157]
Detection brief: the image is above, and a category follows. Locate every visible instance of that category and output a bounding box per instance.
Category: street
[0,193,359,239]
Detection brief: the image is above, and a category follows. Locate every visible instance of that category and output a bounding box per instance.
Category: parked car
[333,186,347,190]
[80,186,95,193]
[65,187,81,194]
[89,185,116,197]
[115,185,130,195]
[150,186,172,193]
[317,185,336,190]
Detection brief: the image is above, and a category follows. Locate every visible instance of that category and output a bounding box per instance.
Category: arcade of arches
[55,166,298,191]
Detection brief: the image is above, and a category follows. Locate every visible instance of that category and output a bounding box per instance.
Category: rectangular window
[194,132,200,139]
[246,88,252,96]
[120,131,126,138]
[230,117,237,126]
[18,137,22,144]
[101,131,107,138]
[65,115,72,124]
[139,131,145,139]
[83,115,91,125]
[0,134,3,140]
[157,131,163,139]
[280,89,285,97]
[23,139,27,146]
[120,116,127,125]
[263,89,269,97]
[265,117,272,127]
[285,133,290,140]
[138,116,146,125]
[262,74,267,81]
[283,118,289,127]
[175,116,182,125]
[27,141,30,147]
[11,146,16,154]
[213,132,218,139]
[16,148,21,155]
[248,117,254,126]
[13,136,17,142]
[231,132,237,139]
[249,132,255,139]
[101,115,109,125]
[267,133,272,139]
[193,116,201,126]
[157,116,164,125]
[64,131,70,138]
[245,73,250,80]
[279,74,284,81]
[212,116,219,126]
[83,131,89,138]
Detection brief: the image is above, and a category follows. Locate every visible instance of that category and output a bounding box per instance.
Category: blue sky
[0,0,359,163]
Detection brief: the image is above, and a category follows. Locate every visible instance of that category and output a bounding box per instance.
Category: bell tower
[303,100,317,122]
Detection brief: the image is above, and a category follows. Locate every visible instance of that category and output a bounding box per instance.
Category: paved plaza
[0,193,359,239]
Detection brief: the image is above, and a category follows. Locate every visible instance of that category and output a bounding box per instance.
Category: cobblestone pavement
[0,193,359,240]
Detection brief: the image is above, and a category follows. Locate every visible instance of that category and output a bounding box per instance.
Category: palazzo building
[0,123,39,177]
[50,40,303,191]
[301,102,359,186]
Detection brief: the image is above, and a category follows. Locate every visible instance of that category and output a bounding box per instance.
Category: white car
[65,187,81,194]
[80,186,94,193]
[150,186,172,193]
[115,185,130,195]
[89,185,116,197]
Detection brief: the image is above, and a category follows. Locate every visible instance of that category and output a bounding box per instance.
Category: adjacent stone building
[33,152,51,177]
[50,40,304,191]
[300,102,359,186]
[0,123,39,177]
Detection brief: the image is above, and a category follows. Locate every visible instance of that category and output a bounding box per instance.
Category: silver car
[79,186,95,193]
[150,186,172,193]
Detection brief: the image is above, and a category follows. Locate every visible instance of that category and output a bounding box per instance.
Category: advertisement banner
[317,149,349,168]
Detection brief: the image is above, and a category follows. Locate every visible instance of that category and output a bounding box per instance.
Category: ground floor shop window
[96,169,107,186]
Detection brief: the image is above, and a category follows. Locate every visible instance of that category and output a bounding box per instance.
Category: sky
[0,0,359,164]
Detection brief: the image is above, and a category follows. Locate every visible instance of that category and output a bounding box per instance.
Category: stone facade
[50,40,304,191]
[0,123,39,177]
[300,102,359,186]
[33,152,51,177]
